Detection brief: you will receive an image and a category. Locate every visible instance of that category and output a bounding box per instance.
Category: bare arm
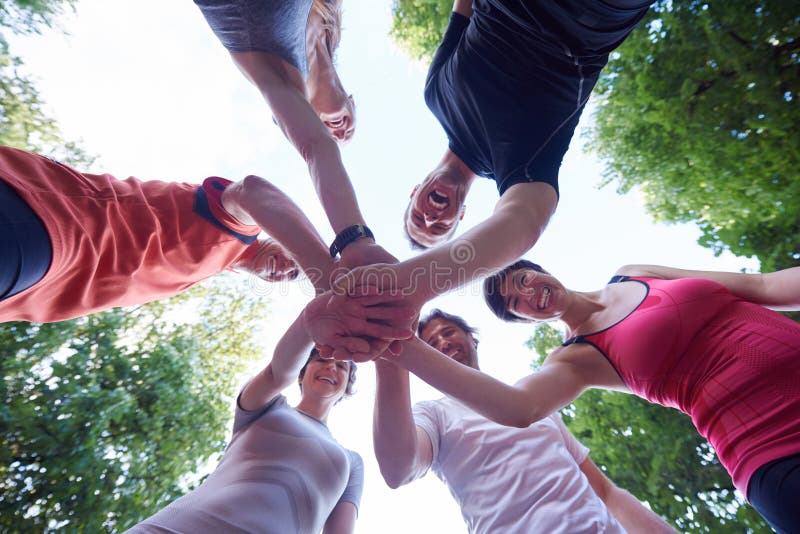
[616,264,800,311]
[387,337,591,428]
[221,174,334,290]
[580,459,676,533]
[336,182,557,309]
[239,312,313,411]
[229,51,366,235]
[322,502,357,534]
[452,0,474,17]
[373,359,434,488]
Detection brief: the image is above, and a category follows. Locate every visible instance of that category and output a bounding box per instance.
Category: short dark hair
[483,259,549,323]
[417,308,479,348]
[298,348,357,397]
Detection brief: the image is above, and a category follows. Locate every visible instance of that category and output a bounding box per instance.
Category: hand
[302,290,416,362]
[339,239,398,271]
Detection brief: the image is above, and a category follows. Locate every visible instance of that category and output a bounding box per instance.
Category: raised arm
[386,337,593,428]
[222,174,334,291]
[229,52,366,236]
[373,359,434,488]
[336,182,557,310]
[616,264,800,311]
[239,312,313,411]
[580,458,677,533]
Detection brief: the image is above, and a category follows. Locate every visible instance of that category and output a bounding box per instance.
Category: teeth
[538,287,551,310]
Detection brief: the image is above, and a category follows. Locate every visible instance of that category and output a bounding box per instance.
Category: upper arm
[229,51,330,158]
[452,0,474,17]
[413,425,434,478]
[238,364,286,412]
[579,457,614,502]
[492,182,558,253]
[322,501,357,534]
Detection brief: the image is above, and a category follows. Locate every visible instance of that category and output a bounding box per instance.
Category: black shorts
[748,453,800,534]
[0,179,51,301]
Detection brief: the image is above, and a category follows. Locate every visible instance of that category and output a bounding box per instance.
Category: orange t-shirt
[0,147,260,323]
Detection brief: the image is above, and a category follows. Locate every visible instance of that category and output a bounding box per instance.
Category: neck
[560,289,606,336]
[295,396,334,423]
[440,149,478,187]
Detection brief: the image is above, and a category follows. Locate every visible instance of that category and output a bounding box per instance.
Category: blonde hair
[311,0,343,56]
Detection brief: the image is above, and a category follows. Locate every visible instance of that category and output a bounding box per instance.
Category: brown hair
[298,347,357,398]
[483,260,549,323]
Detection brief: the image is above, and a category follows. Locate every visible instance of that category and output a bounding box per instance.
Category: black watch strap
[329,224,374,257]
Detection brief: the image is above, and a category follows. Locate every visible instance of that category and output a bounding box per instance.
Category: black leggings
[748,453,800,533]
[0,179,51,301]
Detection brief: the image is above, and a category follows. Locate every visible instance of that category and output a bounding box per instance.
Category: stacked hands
[304,241,419,362]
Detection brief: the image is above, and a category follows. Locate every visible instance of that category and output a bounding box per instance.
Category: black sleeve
[425,12,470,87]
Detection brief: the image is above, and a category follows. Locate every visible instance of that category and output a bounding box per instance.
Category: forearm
[223,175,333,289]
[399,184,555,305]
[373,360,427,487]
[391,338,543,428]
[240,313,312,410]
[604,486,676,534]
[302,135,368,234]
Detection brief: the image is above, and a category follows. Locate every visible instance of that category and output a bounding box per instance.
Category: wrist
[329,224,375,257]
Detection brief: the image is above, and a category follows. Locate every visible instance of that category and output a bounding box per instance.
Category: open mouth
[537,287,551,310]
[428,189,449,207]
[325,117,346,129]
[317,376,337,385]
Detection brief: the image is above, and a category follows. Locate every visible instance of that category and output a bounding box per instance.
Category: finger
[350,320,412,341]
[359,305,417,323]
[388,340,404,355]
[338,335,371,354]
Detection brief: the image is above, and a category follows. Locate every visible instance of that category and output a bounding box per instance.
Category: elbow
[379,466,410,490]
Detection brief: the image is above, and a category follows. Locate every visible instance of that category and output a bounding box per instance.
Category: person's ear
[410,184,420,199]
[459,205,466,221]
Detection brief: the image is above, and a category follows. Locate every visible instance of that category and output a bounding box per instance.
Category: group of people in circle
[1,0,798,532]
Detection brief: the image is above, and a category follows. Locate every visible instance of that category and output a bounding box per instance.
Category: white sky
[9,1,759,531]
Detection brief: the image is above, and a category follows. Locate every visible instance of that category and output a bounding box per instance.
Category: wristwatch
[329,224,374,257]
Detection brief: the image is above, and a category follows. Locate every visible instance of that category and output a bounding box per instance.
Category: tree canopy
[0,282,268,532]
[588,1,799,271]
[0,0,92,165]
[526,323,771,533]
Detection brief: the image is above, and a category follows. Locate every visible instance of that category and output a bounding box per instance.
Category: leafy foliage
[0,280,268,532]
[526,323,771,532]
[0,0,92,166]
[587,1,800,271]
[389,0,451,61]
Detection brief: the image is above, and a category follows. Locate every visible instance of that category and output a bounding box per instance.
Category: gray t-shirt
[128,394,363,533]
[414,397,624,534]
[195,0,314,77]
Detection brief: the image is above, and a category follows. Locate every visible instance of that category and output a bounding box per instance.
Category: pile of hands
[302,240,420,363]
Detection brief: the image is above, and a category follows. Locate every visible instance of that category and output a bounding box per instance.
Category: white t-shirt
[413,397,625,534]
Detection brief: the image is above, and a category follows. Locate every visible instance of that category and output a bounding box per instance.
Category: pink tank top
[565,276,800,496]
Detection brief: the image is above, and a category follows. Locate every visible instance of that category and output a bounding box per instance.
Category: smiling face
[419,318,479,370]
[499,268,567,322]
[313,92,356,143]
[405,170,467,248]
[239,239,299,283]
[299,354,353,402]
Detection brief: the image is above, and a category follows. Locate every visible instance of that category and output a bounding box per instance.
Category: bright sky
[10,0,759,531]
